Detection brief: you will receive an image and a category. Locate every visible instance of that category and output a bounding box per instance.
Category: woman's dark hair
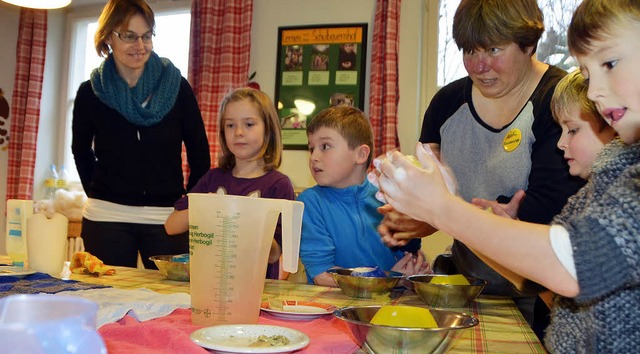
[453,0,544,55]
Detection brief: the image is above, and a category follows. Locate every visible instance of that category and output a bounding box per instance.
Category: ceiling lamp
[1,0,72,9]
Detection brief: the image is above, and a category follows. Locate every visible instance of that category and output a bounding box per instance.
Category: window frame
[430,0,581,93]
[58,2,192,184]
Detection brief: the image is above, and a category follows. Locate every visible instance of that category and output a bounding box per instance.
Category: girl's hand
[376,143,455,227]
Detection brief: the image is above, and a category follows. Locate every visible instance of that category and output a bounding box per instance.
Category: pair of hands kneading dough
[368,143,457,204]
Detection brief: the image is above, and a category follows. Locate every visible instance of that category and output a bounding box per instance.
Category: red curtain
[369,0,401,157]
[6,9,47,201]
[188,0,253,168]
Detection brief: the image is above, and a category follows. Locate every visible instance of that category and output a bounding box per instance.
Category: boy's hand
[391,251,431,276]
[313,271,338,287]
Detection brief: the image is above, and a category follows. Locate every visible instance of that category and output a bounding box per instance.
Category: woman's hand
[471,190,526,219]
[377,204,437,247]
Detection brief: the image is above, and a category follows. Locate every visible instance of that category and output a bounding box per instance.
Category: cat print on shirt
[215,187,260,198]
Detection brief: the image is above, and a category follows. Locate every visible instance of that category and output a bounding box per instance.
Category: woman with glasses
[71,0,210,269]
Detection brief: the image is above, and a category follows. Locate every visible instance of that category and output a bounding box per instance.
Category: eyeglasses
[112,30,154,43]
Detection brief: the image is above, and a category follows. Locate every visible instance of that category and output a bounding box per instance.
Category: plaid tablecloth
[72,267,547,353]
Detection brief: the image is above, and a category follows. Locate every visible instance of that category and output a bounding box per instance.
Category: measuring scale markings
[213,211,241,319]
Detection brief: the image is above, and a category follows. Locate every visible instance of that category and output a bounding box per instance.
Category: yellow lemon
[370,305,438,328]
[430,274,470,285]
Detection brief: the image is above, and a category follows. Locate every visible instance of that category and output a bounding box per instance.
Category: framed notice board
[275,23,368,149]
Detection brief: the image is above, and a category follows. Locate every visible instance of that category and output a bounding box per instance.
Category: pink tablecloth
[99,308,359,354]
[82,267,546,354]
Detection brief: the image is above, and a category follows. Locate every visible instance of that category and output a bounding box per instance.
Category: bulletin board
[274,23,368,149]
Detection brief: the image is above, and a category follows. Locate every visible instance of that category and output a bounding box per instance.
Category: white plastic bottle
[57,165,69,191]
[44,164,58,199]
[60,261,72,280]
[5,199,34,267]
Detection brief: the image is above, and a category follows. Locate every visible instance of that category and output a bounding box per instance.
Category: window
[437,0,581,87]
[61,9,191,183]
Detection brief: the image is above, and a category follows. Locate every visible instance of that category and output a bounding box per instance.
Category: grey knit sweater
[545,138,640,353]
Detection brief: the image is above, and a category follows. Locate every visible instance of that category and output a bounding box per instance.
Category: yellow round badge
[503,128,522,152]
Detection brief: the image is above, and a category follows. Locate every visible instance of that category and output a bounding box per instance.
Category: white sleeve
[549,224,577,280]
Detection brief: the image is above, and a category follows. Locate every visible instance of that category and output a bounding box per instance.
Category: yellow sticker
[503,128,522,152]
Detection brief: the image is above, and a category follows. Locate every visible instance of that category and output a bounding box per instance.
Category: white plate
[190,324,310,353]
[0,266,36,278]
[260,300,335,321]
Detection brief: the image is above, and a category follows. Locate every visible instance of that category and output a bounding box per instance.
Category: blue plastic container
[0,294,106,354]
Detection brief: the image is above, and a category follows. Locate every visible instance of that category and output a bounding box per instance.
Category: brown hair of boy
[307,106,374,166]
[568,0,640,56]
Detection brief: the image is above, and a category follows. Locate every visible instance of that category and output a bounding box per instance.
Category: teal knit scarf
[90,52,181,127]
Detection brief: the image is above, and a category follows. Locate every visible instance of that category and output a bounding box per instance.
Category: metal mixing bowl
[333,305,479,354]
[328,268,404,299]
[149,255,190,282]
[408,274,487,308]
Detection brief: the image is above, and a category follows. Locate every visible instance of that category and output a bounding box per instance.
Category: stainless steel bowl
[333,305,479,354]
[408,274,487,308]
[149,255,190,282]
[328,268,404,299]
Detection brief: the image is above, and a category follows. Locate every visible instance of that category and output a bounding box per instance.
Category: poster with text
[275,24,367,149]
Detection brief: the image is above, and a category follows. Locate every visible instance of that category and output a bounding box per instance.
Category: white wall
[0,3,20,255]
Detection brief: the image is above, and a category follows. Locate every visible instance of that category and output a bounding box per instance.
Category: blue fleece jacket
[297,179,421,283]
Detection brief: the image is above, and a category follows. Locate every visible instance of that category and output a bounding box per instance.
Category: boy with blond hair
[551,69,618,180]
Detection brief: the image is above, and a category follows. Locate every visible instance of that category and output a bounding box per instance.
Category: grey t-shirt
[440,101,534,203]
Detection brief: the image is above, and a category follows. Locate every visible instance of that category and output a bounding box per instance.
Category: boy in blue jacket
[298,106,429,286]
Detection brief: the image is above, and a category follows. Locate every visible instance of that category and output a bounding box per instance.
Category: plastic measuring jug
[0,294,107,354]
[188,193,304,326]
